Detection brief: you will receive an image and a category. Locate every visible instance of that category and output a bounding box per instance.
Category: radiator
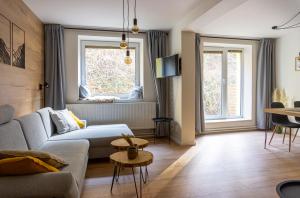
[66,102,156,129]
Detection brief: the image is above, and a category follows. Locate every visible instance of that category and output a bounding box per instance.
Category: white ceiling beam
[172,0,222,31]
[186,0,249,32]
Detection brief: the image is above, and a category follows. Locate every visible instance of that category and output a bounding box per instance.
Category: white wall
[169,26,182,55]
[169,29,183,144]
[276,29,300,105]
[64,29,156,103]
[167,0,223,145]
[168,31,196,145]
[181,32,196,145]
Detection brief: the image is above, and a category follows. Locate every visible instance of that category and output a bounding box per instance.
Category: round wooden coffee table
[111,138,149,150]
[111,138,150,185]
[110,151,153,198]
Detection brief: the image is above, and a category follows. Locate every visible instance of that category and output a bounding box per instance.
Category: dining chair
[292,101,300,142]
[269,102,300,152]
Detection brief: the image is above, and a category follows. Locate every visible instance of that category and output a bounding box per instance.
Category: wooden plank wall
[0,0,44,117]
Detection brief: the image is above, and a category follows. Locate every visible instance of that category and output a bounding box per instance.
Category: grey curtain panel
[256,38,276,129]
[44,24,66,110]
[147,31,168,120]
[195,33,205,134]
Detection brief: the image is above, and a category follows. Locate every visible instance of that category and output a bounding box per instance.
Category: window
[203,47,243,120]
[80,40,140,99]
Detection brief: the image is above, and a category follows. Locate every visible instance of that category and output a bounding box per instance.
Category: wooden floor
[82,132,300,198]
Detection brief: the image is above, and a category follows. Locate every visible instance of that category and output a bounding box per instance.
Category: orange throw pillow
[0,150,68,169]
[0,156,59,176]
[69,111,85,128]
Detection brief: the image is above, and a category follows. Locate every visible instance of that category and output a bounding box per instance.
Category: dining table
[264,108,300,150]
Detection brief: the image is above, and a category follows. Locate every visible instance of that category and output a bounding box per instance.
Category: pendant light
[124,0,132,65]
[131,0,139,34]
[120,33,127,49]
[124,49,132,65]
[120,0,128,49]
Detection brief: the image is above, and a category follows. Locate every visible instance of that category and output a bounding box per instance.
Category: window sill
[75,98,150,104]
[205,117,251,123]
[115,99,144,103]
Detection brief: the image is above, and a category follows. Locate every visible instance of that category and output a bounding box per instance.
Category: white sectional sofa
[0,105,134,198]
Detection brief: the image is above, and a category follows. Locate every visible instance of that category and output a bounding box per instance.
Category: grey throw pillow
[50,109,80,134]
[79,85,91,99]
[128,86,143,99]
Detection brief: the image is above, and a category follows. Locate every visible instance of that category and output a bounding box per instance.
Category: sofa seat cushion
[0,172,79,198]
[49,124,134,147]
[40,140,89,188]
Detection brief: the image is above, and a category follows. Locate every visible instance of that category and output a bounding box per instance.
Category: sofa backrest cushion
[0,105,15,125]
[16,113,48,149]
[37,107,56,138]
[0,120,28,150]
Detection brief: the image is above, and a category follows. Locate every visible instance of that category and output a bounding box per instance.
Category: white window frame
[203,47,244,120]
[80,40,141,98]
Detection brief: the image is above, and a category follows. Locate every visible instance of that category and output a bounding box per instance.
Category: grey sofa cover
[16,112,49,150]
[0,172,79,198]
[0,104,15,125]
[0,105,134,197]
[38,107,134,158]
[50,124,133,158]
[0,107,89,198]
[0,120,28,150]
[41,140,89,194]
[37,107,56,138]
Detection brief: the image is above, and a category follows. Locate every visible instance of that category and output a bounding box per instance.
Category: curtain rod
[201,35,260,42]
[64,26,147,34]
[64,26,169,35]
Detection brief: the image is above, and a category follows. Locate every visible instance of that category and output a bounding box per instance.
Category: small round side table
[111,138,150,183]
[111,138,149,150]
[110,151,153,198]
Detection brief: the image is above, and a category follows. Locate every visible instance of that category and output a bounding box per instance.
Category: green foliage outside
[85,48,136,96]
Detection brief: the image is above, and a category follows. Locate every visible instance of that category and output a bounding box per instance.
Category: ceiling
[188,0,300,38]
[23,0,205,30]
[23,0,300,38]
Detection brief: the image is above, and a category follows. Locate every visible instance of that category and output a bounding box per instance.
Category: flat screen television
[156,54,180,78]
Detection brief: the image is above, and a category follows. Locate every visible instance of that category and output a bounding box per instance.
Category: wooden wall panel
[0,0,44,117]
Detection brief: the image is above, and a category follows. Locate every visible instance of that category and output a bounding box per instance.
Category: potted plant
[122,134,138,160]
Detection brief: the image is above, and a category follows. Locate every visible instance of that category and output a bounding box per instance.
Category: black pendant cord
[122,0,125,33]
[273,11,300,30]
[134,0,137,19]
[277,22,300,30]
[127,0,130,46]
[278,11,300,28]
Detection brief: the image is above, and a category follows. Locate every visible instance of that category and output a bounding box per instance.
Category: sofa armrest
[81,120,87,128]
[0,172,79,198]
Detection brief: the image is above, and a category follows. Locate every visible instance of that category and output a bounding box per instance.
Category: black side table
[152,117,173,144]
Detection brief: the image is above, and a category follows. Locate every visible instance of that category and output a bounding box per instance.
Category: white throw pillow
[50,109,80,134]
